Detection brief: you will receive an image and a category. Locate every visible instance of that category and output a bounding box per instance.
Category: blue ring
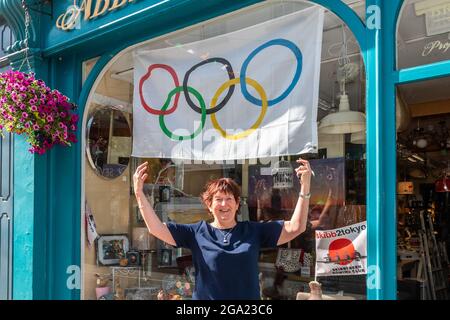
[240,39,302,107]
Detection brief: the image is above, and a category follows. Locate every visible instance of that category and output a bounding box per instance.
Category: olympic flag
[133,7,324,161]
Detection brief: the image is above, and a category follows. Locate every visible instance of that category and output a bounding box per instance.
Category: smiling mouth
[218,209,231,215]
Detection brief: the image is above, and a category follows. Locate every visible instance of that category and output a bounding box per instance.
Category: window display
[83,0,367,300]
[396,76,450,300]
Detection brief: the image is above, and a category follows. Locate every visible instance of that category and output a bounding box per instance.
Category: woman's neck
[210,220,237,229]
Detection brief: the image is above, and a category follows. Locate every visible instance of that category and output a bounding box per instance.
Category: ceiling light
[350,130,366,144]
[319,25,365,135]
[398,181,414,195]
[415,138,428,149]
[319,93,366,134]
[407,157,417,163]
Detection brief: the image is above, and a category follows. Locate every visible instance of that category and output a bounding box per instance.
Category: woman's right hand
[133,162,148,195]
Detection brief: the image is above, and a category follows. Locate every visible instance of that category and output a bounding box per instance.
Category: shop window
[396,76,450,300]
[397,0,450,69]
[83,0,367,300]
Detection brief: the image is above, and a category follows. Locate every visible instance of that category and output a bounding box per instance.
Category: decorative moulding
[0,0,38,54]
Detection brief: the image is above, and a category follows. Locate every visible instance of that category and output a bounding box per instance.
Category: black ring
[183,57,235,115]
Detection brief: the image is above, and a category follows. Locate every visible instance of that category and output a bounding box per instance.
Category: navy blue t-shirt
[166,220,284,300]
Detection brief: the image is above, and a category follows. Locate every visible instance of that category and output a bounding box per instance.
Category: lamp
[350,130,366,144]
[398,164,414,195]
[319,25,365,135]
[319,94,366,134]
[397,181,414,195]
[436,165,450,193]
[410,119,432,150]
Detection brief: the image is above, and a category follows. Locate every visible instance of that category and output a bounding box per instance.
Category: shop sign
[56,0,139,31]
[422,40,450,56]
[315,221,367,276]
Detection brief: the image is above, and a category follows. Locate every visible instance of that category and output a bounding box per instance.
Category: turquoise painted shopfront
[1,0,449,300]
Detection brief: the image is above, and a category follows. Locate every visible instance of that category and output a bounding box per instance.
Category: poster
[315,221,367,276]
[247,157,345,226]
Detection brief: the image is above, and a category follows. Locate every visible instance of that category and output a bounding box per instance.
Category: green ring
[159,86,206,141]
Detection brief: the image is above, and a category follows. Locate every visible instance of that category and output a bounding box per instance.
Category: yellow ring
[210,77,268,140]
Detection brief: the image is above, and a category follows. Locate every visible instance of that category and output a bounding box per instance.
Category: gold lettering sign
[110,0,128,11]
[56,0,136,31]
[422,40,450,56]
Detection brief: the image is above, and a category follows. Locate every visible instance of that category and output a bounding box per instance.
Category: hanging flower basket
[0,70,78,155]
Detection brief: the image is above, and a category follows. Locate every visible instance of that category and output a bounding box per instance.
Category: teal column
[365,0,402,300]
[311,0,401,299]
[9,50,49,300]
[46,53,82,300]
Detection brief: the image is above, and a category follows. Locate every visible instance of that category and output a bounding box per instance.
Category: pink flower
[0,70,78,155]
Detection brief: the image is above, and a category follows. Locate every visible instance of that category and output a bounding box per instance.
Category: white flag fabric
[133,7,323,160]
[315,221,367,276]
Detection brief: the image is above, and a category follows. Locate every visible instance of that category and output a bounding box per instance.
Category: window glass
[83,0,367,300]
[396,76,450,300]
[397,0,450,69]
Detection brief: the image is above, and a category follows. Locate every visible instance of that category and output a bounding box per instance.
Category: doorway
[396,77,450,300]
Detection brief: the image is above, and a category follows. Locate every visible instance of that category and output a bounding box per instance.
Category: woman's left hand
[295,158,312,186]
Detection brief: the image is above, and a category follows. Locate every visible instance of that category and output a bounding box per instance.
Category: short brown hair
[200,178,241,208]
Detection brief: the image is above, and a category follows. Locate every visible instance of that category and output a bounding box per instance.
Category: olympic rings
[159,86,207,141]
[240,39,302,107]
[138,38,303,141]
[210,77,268,140]
[139,64,180,115]
[183,57,235,115]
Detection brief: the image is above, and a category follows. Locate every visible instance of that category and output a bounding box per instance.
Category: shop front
[1,0,449,300]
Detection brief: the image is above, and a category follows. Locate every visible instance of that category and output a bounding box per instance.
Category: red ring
[139,64,180,115]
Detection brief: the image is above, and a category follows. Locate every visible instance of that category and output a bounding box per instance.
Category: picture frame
[126,250,141,266]
[96,234,129,266]
[158,248,173,267]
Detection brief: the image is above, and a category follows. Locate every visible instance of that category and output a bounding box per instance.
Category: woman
[133,159,312,300]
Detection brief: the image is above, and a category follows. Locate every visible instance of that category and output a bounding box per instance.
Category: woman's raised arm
[133,162,176,246]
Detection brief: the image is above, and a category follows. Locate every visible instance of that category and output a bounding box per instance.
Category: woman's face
[208,191,240,224]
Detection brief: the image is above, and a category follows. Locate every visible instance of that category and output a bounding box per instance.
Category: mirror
[86,107,132,179]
